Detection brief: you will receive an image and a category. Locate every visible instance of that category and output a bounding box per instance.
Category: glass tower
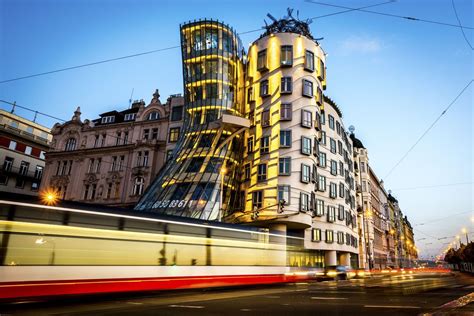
[135,20,247,221]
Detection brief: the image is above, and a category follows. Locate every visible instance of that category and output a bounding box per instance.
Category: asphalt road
[2,272,473,315]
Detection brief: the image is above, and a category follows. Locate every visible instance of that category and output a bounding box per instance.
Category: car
[324,265,355,280]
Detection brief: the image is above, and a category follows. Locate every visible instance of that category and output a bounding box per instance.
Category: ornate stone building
[41,91,184,208]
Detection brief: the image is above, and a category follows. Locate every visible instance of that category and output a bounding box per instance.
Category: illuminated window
[316,199,324,216]
[169,127,180,142]
[301,110,312,128]
[281,77,292,94]
[260,80,269,97]
[280,130,291,148]
[278,185,290,205]
[301,164,311,183]
[281,45,293,66]
[319,152,326,168]
[328,115,335,129]
[312,228,321,242]
[327,206,336,222]
[301,136,311,155]
[330,138,336,153]
[305,50,315,71]
[280,103,292,121]
[260,136,270,154]
[338,205,345,221]
[261,110,270,127]
[300,192,310,211]
[279,157,291,175]
[257,49,268,71]
[330,160,337,176]
[329,183,337,198]
[257,163,267,182]
[318,175,326,192]
[205,59,218,74]
[247,136,254,154]
[171,106,183,121]
[244,163,251,181]
[252,191,263,209]
[302,79,313,97]
[65,138,76,151]
[337,231,345,244]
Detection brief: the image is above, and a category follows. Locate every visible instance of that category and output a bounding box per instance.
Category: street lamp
[456,235,461,248]
[219,167,227,222]
[40,188,59,206]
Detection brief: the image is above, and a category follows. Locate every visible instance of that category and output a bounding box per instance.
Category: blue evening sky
[1,0,472,259]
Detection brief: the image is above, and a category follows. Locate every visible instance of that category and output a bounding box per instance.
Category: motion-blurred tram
[0,199,322,300]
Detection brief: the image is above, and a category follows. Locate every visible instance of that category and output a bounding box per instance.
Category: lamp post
[456,235,461,248]
[219,167,227,222]
[462,228,469,244]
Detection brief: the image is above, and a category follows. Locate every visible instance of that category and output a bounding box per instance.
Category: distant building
[41,90,184,208]
[0,109,51,196]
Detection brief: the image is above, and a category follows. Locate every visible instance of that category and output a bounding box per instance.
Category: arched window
[65,138,77,151]
[147,112,160,121]
[133,177,145,196]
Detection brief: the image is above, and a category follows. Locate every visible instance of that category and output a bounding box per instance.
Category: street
[2,271,473,315]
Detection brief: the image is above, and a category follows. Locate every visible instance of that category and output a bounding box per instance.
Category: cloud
[338,35,383,55]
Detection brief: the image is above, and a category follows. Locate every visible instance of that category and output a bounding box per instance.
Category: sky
[0,0,472,259]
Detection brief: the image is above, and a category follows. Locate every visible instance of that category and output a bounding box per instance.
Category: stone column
[325,250,337,266]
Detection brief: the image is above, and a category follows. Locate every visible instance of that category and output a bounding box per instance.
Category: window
[318,175,326,192]
[169,127,180,142]
[330,138,336,153]
[362,181,367,192]
[281,77,292,93]
[330,160,337,176]
[100,134,106,147]
[319,152,326,168]
[247,87,254,102]
[301,110,312,128]
[325,230,334,243]
[301,164,311,183]
[143,151,149,166]
[152,128,159,140]
[19,161,29,176]
[336,121,341,135]
[279,157,291,175]
[305,50,315,71]
[261,110,270,127]
[118,155,125,171]
[65,138,76,151]
[300,192,310,211]
[171,106,183,121]
[257,163,267,182]
[360,162,366,173]
[338,141,343,155]
[3,157,14,172]
[301,136,311,155]
[252,191,263,209]
[133,177,145,196]
[260,80,269,97]
[316,86,323,105]
[166,150,173,161]
[280,45,293,66]
[260,136,270,154]
[318,59,326,81]
[339,161,344,175]
[278,185,290,205]
[280,103,292,121]
[40,151,46,159]
[339,182,345,198]
[244,163,251,181]
[101,116,115,124]
[143,129,150,140]
[337,231,345,245]
[0,174,8,185]
[198,134,214,147]
[338,205,345,221]
[147,112,160,121]
[24,146,32,155]
[327,206,336,222]
[10,120,19,129]
[257,50,267,71]
[346,233,351,245]
[302,79,313,97]
[187,157,204,172]
[206,109,218,122]
[280,130,292,148]
[95,158,101,173]
[328,115,335,130]
[312,229,321,242]
[247,136,254,154]
[313,138,320,159]
[320,131,326,145]
[316,199,324,216]
[330,182,337,198]
[125,113,136,121]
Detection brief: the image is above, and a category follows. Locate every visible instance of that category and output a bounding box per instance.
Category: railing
[0,124,50,144]
[1,165,42,180]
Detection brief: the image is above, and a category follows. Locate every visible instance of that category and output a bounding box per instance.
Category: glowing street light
[462,228,469,244]
[40,188,59,206]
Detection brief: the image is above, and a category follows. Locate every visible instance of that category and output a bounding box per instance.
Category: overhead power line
[305,0,474,29]
[0,0,396,84]
[307,0,396,20]
[451,0,474,50]
[392,181,473,191]
[0,99,66,122]
[384,80,473,180]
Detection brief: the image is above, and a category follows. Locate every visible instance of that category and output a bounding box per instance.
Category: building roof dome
[350,133,365,149]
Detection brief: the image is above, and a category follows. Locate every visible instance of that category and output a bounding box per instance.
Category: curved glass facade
[135,20,246,221]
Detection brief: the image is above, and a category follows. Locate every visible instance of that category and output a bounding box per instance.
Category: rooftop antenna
[348,125,355,134]
[128,88,134,108]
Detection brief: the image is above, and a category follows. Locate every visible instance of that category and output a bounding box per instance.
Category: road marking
[263,295,280,298]
[364,305,420,309]
[311,297,348,300]
[295,289,308,292]
[169,304,205,309]
[448,284,464,288]
[126,302,143,305]
[240,309,252,312]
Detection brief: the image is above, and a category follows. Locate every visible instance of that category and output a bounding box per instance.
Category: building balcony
[1,166,42,181]
[0,123,50,145]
